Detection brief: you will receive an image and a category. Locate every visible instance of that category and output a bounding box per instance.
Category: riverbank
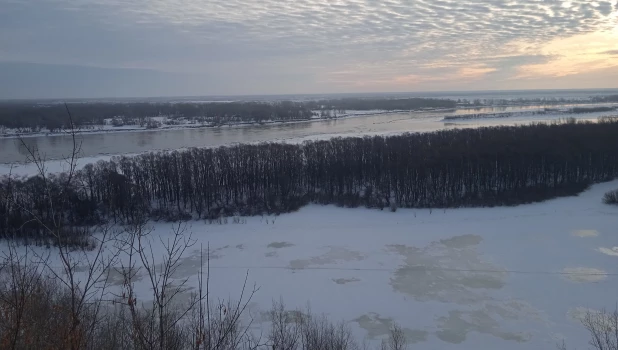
[0,109,430,139]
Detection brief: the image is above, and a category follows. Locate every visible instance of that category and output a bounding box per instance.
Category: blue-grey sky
[1,0,617,98]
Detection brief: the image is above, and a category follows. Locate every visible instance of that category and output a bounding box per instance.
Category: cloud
[514,30,618,79]
[1,0,617,97]
[458,67,497,79]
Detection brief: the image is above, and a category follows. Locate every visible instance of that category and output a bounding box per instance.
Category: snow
[3,180,618,349]
[0,154,120,177]
[0,119,202,139]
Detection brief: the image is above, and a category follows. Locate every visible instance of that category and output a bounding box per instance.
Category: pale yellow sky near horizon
[326,26,618,92]
[515,29,618,78]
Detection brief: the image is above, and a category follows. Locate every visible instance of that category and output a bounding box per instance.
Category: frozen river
[2,105,612,165]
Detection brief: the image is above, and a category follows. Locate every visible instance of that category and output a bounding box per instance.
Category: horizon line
[2,87,618,103]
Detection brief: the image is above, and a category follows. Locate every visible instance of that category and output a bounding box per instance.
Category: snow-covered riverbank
[4,179,617,349]
[0,110,418,139]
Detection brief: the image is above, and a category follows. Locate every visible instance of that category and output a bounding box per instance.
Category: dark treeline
[570,106,616,113]
[592,94,618,103]
[443,106,618,121]
[0,101,313,131]
[2,119,618,242]
[305,98,456,111]
[458,95,618,106]
[2,96,616,133]
[0,98,456,132]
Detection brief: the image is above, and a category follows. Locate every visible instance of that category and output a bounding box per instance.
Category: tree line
[0,98,456,133]
[2,118,618,242]
[456,94,618,106]
[0,102,313,132]
[570,106,615,113]
[3,96,616,133]
[302,98,456,111]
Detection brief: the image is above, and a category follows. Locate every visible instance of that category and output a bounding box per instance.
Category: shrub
[390,202,397,212]
[145,118,161,129]
[603,189,618,205]
[0,261,96,349]
[268,299,408,350]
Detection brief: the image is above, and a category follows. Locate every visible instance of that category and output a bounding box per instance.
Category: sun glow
[515,28,618,78]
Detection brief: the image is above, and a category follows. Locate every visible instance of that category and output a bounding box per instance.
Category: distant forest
[461,94,618,106]
[0,98,456,132]
[2,95,618,133]
[2,118,618,242]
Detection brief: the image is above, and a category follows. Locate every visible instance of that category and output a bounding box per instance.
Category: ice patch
[571,230,599,238]
[387,235,546,344]
[353,313,428,343]
[598,247,618,257]
[436,308,531,344]
[561,267,607,283]
[332,277,360,285]
[387,235,505,304]
[289,246,365,269]
[267,242,295,249]
[440,234,483,247]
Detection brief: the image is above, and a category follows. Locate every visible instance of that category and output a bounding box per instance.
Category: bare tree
[559,307,618,350]
[116,220,260,350]
[582,308,618,350]
[380,324,407,350]
[268,299,300,350]
[115,221,195,350]
[296,305,358,350]
[1,106,120,349]
[0,244,45,349]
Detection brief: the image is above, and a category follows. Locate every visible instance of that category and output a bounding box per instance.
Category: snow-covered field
[7,180,618,349]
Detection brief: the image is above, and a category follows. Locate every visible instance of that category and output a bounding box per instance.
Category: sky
[1,0,618,98]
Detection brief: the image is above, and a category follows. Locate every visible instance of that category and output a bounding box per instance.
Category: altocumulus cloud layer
[0,0,617,98]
